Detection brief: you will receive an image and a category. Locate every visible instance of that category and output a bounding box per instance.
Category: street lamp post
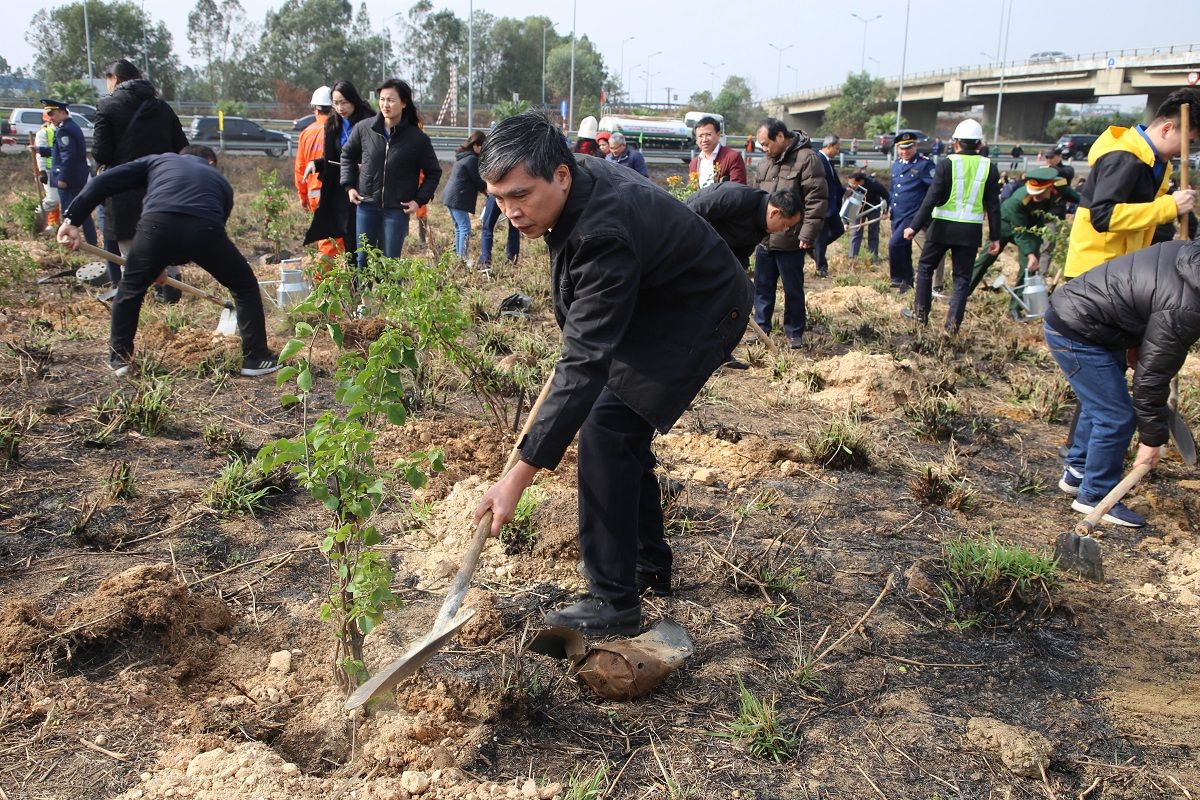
[467,0,474,129]
[620,36,635,102]
[702,61,724,95]
[850,13,882,73]
[894,0,910,149]
[644,50,662,104]
[568,0,577,131]
[542,24,549,107]
[380,11,403,82]
[82,0,95,79]
[767,43,793,97]
[993,0,1014,142]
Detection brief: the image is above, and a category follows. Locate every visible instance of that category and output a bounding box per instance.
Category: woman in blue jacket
[441,130,487,262]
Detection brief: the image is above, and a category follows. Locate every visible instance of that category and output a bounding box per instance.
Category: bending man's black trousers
[577,387,671,611]
[110,212,271,363]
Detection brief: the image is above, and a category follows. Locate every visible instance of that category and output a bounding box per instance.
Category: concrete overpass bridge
[773,43,1200,141]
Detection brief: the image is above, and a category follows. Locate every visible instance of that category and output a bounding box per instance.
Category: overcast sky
[4,0,1198,106]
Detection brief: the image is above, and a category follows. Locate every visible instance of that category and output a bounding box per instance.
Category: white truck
[598,111,727,151]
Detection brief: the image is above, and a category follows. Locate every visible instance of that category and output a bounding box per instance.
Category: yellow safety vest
[931,153,989,224]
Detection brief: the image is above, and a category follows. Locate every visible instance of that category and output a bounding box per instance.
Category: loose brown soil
[0,156,1196,800]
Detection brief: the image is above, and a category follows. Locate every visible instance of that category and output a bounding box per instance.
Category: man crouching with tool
[57,145,279,378]
[472,111,751,635]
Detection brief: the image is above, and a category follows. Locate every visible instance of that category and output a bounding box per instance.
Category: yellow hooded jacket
[1064,125,1175,278]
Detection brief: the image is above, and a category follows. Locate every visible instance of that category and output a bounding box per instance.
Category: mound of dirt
[0,563,232,680]
[655,431,765,488]
[138,322,240,368]
[457,588,506,646]
[805,351,916,413]
[375,419,514,499]
[807,285,900,316]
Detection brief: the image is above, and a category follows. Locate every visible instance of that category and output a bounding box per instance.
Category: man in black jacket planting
[57,146,279,379]
[686,182,803,266]
[1044,239,1200,528]
[472,111,751,635]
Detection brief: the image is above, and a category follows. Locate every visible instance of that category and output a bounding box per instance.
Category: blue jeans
[479,195,520,264]
[449,208,472,259]
[753,246,807,339]
[355,204,410,267]
[1044,322,1135,502]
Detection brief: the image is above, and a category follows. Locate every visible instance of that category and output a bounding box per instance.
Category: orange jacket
[294,113,328,211]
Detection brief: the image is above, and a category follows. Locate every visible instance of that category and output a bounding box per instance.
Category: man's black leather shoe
[543,596,641,636]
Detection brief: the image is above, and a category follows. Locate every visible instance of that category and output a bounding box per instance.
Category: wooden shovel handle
[432,369,556,631]
[1075,462,1153,536]
[76,241,232,310]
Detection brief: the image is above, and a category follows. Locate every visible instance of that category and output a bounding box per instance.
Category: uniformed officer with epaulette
[887,131,935,291]
[1036,146,1076,272]
[43,98,96,247]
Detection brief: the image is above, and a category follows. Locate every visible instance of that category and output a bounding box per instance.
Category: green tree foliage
[491,98,531,122]
[401,0,466,109]
[26,1,180,97]
[186,0,254,103]
[254,0,387,106]
[546,37,607,121]
[865,112,906,137]
[822,72,891,137]
[479,16,562,107]
[711,76,761,136]
[48,78,98,103]
[687,90,715,111]
[1045,110,1139,139]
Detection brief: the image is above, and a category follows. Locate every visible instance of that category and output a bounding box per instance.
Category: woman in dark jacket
[442,130,487,261]
[340,78,441,265]
[92,58,188,288]
[1044,239,1200,528]
[303,79,373,263]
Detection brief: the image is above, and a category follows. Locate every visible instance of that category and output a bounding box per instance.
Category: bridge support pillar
[978,96,1058,143]
[1144,91,1171,123]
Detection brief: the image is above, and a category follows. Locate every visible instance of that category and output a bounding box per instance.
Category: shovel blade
[344,606,476,711]
[1169,409,1198,466]
[1054,531,1105,582]
[216,308,238,337]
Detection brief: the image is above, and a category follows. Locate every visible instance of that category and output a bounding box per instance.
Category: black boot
[544,596,641,636]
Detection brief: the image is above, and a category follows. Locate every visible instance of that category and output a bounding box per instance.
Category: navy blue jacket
[606,146,648,177]
[818,152,843,220]
[51,117,90,190]
[890,153,935,223]
[62,153,233,229]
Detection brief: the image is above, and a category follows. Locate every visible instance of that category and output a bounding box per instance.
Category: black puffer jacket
[340,115,441,208]
[521,156,752,470]
[441,150,486,213]
[92,79,189,240]
[1046,240,1200,447]
[685,181,769,265]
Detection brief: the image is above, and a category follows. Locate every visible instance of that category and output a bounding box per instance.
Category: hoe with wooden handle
[346,371,556,710]
[76,242,238,336]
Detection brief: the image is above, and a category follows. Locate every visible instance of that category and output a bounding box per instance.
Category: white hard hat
[577,116,598,140]
[311,85,333,107]
[953,118,984,140]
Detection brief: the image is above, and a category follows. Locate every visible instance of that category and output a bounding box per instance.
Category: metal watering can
[276,259,310,309]
[840,184,868,226]
[1022,274,1049,318]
